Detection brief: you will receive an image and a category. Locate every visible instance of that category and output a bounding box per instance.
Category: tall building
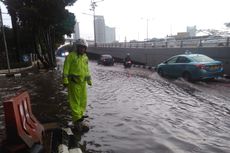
[105,26,116,43]
[95,15,106,43]
[187,26,197,37]
[74,21,80,40]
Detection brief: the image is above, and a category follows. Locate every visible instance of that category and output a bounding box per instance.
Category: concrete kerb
[0,65,33,77]
[0,61,39,77]
[134,64,155,71]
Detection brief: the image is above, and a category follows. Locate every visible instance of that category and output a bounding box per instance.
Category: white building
[74,21,80,40]
[105,26,116,43]
[95,15,106,43]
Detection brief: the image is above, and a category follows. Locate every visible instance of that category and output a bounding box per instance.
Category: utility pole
[141,17,154,41]
[146,18,149,41]
[0,6,11,74]
[90,0,104,47]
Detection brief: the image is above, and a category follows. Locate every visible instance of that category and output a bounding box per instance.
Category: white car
[56,44,72,71]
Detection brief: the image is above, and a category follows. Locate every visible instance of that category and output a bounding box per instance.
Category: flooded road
[1,61,230,153]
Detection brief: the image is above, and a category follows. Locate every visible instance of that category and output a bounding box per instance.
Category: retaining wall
[88,47,230,76]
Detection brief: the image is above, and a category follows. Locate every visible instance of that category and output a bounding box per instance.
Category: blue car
[156,53,224,81]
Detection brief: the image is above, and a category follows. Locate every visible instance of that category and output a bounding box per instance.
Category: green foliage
[55,11,76,37]
[2,0,77,68]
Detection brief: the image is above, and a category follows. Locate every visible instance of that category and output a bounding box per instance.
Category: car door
[174,56,191,77]
[163,56,178,77]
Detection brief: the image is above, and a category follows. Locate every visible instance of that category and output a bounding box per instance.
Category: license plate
[210,65,218,70]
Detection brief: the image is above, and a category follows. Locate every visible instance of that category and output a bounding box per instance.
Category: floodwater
[1,61,230,153]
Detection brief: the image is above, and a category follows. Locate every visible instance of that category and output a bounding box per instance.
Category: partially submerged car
[156,53,224,81]
[98,54,114,66]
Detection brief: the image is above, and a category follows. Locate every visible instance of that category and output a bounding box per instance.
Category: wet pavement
[1,61,230,153]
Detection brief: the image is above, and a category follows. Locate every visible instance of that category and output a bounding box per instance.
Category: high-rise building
[105,26,116,43]
[95,15,106,43]
[74,21,80,40]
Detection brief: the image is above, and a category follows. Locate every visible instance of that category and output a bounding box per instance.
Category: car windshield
[166,57,177,64]
[190,55,214,62]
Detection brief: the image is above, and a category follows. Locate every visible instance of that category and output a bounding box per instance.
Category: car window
[166,57,178,64]
[190,55,214,62]
[176,56,191,63]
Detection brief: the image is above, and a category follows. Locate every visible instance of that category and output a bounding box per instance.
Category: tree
[1,0,77,68]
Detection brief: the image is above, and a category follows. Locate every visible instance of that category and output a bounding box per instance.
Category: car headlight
[64,52,69,56]
[61,52,69,57]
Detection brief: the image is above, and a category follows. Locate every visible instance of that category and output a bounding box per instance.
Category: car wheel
[182,72,192,82]
[158,69,165,77]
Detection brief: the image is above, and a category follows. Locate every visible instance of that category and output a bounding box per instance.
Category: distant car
[56,44,72,58]
[56,49,69,67]
[56,44,72,69]
[98,54,114,66]
[156,53,224,81]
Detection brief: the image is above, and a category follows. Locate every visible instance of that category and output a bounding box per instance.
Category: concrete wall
[88,47,230,76]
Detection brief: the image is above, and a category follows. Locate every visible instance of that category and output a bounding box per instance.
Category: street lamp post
[146,18,149,41]
[0,6,11,74]
[141,17,154,41]
[90,1,96,47]
[93,7,96,47]
[90,0,104,47]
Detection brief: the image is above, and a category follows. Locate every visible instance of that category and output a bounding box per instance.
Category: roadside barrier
[57,128,82,153]
[3,91,44,152]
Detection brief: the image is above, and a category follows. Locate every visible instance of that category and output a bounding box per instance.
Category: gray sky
[67,0,230,41]
[1,0,230,42]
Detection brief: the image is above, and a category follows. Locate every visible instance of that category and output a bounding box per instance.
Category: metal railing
[91,37,230,48]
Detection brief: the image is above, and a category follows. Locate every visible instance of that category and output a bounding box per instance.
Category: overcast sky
[1,0,230,42]
[67,0,230,41]
[0,2,11,24]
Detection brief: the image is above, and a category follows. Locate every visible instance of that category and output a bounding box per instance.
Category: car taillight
[196,64,206,69]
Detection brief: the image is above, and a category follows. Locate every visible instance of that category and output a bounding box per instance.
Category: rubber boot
[73,120,89,133]
[80,122,89,133]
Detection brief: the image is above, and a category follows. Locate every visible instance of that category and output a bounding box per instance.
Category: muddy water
[1,61,230,153]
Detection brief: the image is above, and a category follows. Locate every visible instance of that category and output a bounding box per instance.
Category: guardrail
[90,37,230,49]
